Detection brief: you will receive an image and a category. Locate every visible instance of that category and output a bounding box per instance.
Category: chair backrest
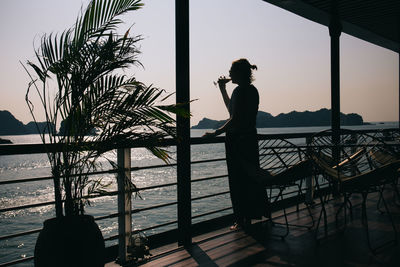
[309,128,395,182]
[369,129,400,155]
[258,137,306,176]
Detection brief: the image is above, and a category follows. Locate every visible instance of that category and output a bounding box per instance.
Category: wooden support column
[175,0,191,246]
[329,14,342,162]
[117,148,132,263]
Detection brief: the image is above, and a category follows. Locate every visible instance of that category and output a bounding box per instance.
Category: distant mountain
[0,110,55,135]
[0,110,29,135]
[192,108,366,129]
[25,121,56,134]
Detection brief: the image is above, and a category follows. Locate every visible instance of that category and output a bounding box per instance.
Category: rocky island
[192,108,367,129]
[0,110,55,135]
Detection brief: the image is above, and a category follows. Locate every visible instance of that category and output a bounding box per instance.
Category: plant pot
[34,215,105,267]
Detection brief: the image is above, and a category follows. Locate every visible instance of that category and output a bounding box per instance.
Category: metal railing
[0,128,398,266]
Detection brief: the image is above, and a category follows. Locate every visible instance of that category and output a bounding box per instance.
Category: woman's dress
[225,84,267,222]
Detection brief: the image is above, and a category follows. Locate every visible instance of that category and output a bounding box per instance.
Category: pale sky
[0,0,398,127]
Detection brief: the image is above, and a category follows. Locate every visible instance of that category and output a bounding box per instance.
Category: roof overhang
[262,0,400,53]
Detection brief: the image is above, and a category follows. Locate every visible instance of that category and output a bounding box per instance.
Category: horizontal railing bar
[130,163,176,171]
[94,213,120,221]
[133,220,178,234]
[0,201,55,213]
[0,191,121,213]
[131,201,178,214]
[0,228,41,241]
[0,138,179,156]
[0,256,34,267]
[95,201,178,224]
[104,220,179,242]
[136,182,177,191]
[191,157,226,165]
[103,235,119,242]
[192,207,232,220]
[191,191,230,202]
[0,168,118,186]
[192,174,227,183]
[1,128,398,156]
[0,176,53,185]
[94,201,180,223]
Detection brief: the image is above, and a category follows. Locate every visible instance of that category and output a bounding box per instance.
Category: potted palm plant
[23,0,185,266]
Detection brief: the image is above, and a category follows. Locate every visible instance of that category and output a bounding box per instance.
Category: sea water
[0,123,398,266]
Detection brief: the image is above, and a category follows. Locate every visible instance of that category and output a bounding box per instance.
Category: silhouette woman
[203,58,267,229]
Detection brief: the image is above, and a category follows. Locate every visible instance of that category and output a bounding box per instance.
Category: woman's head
[229,58,257,85]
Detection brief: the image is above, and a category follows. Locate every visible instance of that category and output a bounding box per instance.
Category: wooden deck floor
[110,188,400,267]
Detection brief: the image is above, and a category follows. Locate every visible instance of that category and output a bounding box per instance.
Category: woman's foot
[230,219,252,231]
[230,222,241,231]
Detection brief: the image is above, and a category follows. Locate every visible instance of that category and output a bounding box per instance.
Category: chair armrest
[333,148,366,169]
[264,159,313,186]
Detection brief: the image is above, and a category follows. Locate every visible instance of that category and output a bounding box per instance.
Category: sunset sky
[0,0,398,127]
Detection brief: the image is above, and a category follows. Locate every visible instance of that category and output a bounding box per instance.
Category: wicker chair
[258,136,314,238]
[309,128,400,254]
[371,129,400,208]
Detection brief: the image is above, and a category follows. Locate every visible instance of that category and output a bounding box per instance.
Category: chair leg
[280,193,290,239]
[380,190,398,239]
[335,193,352,228]
[335,196,345,229]
[289,183,315,230]
[314,177,329,241]
[378,179,400,210]
[296,180,303,212]
[362,191,398,255]
[347,196,353,220]
[268,189,289,239]
[376,185,386,213]
[392,179,400,207]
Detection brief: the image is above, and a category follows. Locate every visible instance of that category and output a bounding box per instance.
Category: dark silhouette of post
[329,12,342,163]
[117,148,132,264]
[176,0,191,246]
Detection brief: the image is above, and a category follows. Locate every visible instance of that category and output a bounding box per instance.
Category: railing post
[329,9,342,163]
[176,0,192,246]
[117,148,132,264]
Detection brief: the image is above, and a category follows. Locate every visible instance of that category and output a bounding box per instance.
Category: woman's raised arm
[217,76,231,111]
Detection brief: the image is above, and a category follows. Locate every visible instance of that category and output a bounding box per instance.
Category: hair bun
[251,64,257,70]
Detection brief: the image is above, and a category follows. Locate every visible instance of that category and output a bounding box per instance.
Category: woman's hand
[217,76,230,90]
[202,131,217,138]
